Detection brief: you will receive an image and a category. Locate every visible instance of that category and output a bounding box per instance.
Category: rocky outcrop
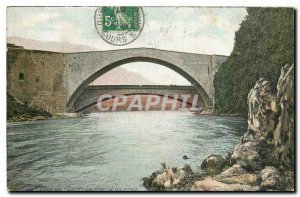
[142,163,194,191]
[215,164,258,185]
[143,64,294,191]
[247,78,277,141]
[7,93,52,121]
[190,177,258,191]
[231,64,294,173]
[191,163,260,191]
[258,165,294,191]
[231,77,279,170]
[7,93,78,122]
[200,154,228,173]
[229,64,295,190]
[259,166,280,189]
[273,64,295,167]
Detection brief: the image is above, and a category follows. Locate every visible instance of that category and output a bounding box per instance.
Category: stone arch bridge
[7,47,227,113]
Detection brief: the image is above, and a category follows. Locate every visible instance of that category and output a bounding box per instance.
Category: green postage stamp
[95,7,144,45]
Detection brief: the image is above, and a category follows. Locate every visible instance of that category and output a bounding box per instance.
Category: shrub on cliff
[214,8,294,114]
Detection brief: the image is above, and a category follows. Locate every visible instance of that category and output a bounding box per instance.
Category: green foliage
[214,8,294,114]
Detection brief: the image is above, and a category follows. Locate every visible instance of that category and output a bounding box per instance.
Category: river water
[7,111,246,191]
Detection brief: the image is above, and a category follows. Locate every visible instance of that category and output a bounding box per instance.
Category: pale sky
[7,7,247,85]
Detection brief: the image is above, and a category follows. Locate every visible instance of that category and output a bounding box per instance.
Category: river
[7,111,246,191]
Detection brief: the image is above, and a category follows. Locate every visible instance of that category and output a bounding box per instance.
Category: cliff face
[232,64,294,171]
[274,64,294,168]
[214,8,294,114]
[226,64,295,191]
[206,64,293,192]
[143,64,295,191]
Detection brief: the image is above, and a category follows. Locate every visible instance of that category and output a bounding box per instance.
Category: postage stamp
[95,7,144,46]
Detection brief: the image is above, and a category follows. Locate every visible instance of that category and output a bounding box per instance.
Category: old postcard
[6,6,295,192]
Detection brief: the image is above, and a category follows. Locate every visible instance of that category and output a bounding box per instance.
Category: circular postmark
[95,7,144,46]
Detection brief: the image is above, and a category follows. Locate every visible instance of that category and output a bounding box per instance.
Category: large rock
[247,77,277,142]
[259,166,280,189]
[232,79,274,168]
[259,166,294,191]
[231,64,294,187]
[273,64,294,167]
[231,133,260,170]
[142,163,193,191]
[216,173,258,186]
[190,178,259,191]
[231,65,295,171]
[200,154,228,173]
[231,131,277,170]
[217,164,245,177]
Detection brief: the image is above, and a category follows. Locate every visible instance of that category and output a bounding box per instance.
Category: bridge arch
[66,56,213,112]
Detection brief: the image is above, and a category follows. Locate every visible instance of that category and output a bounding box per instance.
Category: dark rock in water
[182,155,190,160]
[201,154,228,174]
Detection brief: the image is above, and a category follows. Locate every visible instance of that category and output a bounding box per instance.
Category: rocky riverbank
[142,64,294,191]
[7,93,80,122]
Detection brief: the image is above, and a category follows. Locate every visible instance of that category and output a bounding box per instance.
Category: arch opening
[75,93,201,113]
[90,62,192,86]
[67,57,213,112]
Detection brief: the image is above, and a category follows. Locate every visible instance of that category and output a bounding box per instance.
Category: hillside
[214,8,294,114]
[7,37,98,53]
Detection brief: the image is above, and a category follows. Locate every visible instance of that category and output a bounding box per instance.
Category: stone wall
[7,49,67,113]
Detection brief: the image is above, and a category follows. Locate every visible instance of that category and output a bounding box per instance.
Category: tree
[214,8,294,114]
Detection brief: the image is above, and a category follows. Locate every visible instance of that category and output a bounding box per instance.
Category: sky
[7,7,247,85]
